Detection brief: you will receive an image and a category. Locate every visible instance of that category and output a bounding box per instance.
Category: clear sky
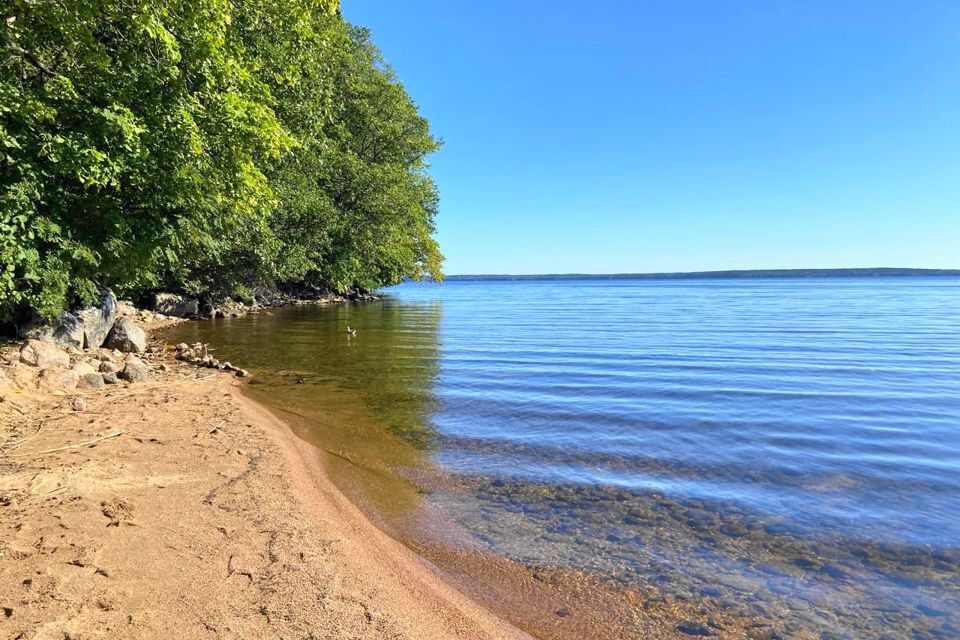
[343,1,960,275]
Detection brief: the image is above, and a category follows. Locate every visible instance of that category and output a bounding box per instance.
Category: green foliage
[0,0,440,321]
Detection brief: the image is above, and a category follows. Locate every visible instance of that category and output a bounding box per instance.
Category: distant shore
[441,267,960,281]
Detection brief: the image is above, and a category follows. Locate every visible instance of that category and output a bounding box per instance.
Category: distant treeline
[1,0,442,321]
[441,268,960,282]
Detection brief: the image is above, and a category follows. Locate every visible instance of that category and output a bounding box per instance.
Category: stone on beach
[19,339,69,370]
[99,360,119,374]
[77,290,117,349]
[152,293,200,318]
[105,317,147,353]
[119,356,151,383]
[77,373,106,390]
[37,366,79,391]
[51,311,85,349]
[71,361,98,377]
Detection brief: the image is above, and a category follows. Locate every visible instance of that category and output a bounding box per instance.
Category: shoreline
[0,320,530,639]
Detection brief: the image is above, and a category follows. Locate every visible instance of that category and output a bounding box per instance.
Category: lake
[166,277,960,639]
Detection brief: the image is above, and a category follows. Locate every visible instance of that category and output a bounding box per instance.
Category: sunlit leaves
[1,0,438,322]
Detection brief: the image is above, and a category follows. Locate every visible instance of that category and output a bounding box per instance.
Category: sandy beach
[0,336,529,640]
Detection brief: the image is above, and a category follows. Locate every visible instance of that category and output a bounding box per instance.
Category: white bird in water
[346,326,357,336]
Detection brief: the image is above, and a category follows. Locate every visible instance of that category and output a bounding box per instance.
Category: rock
[676,621,715,637]
[99,360,119,374]
[102,372,119,385]
[22,323,54,342]
[72,361,98,377]
[118,357,151,383]
[77,373,105,390]
[235,369,250,378]
[105,317,147,353]
[71,397,87,411]
[37,367,79,391]
[51,311,85,349]
[115,300,136,316]
[151,293,199,318]
[819,564,847,580]
[19,339,70,370]
[175,343,189,352]
[77,289,117,349]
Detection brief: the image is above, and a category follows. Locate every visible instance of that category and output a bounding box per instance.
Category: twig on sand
[4,431,125,458]
[323,449,358,466]
[204,421,226,437]
[0,422,44,454]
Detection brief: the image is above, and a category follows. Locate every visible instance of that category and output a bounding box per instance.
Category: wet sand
[0,352,529,639]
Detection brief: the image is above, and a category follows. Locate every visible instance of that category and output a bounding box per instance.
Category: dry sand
[0,353,531,639]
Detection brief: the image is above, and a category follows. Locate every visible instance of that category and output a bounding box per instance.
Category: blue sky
[343,1,960,275]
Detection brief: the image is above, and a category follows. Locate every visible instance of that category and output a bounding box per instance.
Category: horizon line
[438,267,960,280]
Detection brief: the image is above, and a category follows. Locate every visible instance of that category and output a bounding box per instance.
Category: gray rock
[105,317,147,353]
[77,289,117,349]
[235,369,250,378]
[77,373,105,390]
[19,339,70,370]
[676,621,715,637]
[51,311,85,349]
[102,372,119,385]
[118,357,151,383]
[152,293,199,318]
[71,397,87,411]
[175,343,189,352]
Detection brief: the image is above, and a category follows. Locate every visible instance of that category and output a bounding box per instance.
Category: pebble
[676,621,715,636]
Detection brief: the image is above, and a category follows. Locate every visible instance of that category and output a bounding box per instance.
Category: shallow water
[166,278,960,639]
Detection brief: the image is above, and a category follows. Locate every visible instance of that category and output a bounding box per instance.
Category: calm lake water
[167,277,960,639]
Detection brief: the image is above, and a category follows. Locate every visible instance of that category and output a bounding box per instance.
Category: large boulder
[19,339,70,370]
[105,317,147,353]
[152,293,199,318]
[77,289,117,349]
[51,311,85,349]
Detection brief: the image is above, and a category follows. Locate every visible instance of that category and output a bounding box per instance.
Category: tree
[1,0,442,322]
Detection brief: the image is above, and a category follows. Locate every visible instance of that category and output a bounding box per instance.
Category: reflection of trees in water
[314,300,443,448]
[162,299,444,447]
